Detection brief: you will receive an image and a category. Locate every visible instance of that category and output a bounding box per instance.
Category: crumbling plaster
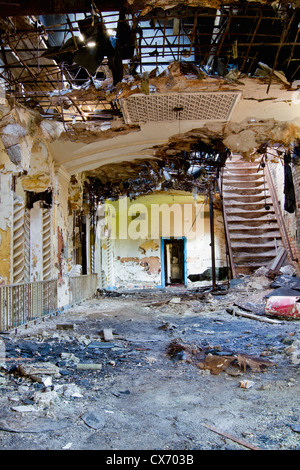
[29,202,43,282]
[49,77,300,175]
[0,103,79,295]
[53,167,73,307]
[0,158,14,283]
[0,227,11,284]
[101,192,227,288]
[128,0,300,15]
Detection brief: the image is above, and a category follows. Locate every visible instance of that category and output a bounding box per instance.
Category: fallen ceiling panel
[0,2,300,125]
[120,91,240,123]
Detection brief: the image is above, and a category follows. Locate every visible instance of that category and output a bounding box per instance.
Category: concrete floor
[0,281,299,451]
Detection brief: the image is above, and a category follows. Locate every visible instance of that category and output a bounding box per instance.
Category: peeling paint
[0,227,11,283]
[57,227,64,282]
[119,255,161,275]
[138,240,159,254]
[22,174,51,193]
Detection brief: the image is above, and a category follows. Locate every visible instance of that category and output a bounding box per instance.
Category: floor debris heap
[0,270,300,450]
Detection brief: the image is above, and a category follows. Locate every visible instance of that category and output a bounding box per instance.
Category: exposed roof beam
[0,0,124,17]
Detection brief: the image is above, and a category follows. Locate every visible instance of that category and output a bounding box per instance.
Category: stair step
[226,208,275,217]
[224,167,261,172]
[227,214,277,227]
[231,241,279,249]
[232,249,279,257]
[234,265,270,275]
[233,253,277,263]
[229,225,279,232]
[227,203,273,211]
[223,167,260,174]
[223,182,266,189]
[230,235,282,243]
[223,188,268,196]
[222,174,264,181]
[222,155,285,277]
[225,161,261,167]
[223,195,272,203]
[226,157,261,164]
[228,228,281,236]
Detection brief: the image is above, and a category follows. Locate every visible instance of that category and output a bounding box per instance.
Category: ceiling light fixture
[173,106,184,133]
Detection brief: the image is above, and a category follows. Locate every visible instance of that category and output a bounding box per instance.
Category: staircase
[221,155,284,276]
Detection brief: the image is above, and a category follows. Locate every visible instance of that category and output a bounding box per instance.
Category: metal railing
[0,279,58,331]
[218,171,236,279]
[264,159,296,263]
[0,274,98,331]
[69,274,98,305]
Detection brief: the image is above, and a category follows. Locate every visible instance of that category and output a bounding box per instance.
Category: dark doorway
[163,239,185,286]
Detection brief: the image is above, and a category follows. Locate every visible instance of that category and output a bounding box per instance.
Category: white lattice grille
[120,92,240,124]
[12,195,25,284]
[42,208,52,281]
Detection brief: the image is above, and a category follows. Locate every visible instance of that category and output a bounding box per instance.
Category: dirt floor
[0,276,299,453]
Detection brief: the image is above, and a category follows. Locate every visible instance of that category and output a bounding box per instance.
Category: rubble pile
[0,270,299,450]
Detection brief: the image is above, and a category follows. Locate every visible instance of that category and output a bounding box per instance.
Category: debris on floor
[226,306,282,324]
[0,279,299,450]
[166,338,275,375]
[265,296,300,319]
[17,362,61,383]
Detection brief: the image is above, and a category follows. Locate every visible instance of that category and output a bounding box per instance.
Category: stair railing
[218,168,236,279]
[262,156,296,263]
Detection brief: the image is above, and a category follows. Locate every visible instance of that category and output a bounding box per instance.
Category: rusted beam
[239,8,263,73]
[267,11,296,93]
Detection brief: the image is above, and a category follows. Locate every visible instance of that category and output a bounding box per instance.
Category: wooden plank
[227,307,282,324]
[269,246,286,271]
[202,423,262,450]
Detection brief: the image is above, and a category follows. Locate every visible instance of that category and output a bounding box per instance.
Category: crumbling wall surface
[128,0,294,15]
[0,103,59,193]
[0,139,15,284]
[22,140,53,193]
[0,224,11,285]
[53,167,72,307]
[114,238,161,288]
[101,194,227,288]
[223,118,300,157]
[0,102,76,292]
[0,104,43,171]
[29,202,43,282]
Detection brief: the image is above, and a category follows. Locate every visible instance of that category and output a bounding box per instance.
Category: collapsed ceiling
[0,0,300,199]
[1,1,300,122]
[85,137,230,202]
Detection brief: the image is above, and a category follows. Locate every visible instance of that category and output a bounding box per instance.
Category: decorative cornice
[54,165,71,183]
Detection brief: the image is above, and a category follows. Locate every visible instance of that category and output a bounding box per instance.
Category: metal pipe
[209,184,216,290]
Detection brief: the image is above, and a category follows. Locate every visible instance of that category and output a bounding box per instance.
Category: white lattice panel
[120,92,240,124]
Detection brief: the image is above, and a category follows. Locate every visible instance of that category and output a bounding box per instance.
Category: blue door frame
[160,237,187,288]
